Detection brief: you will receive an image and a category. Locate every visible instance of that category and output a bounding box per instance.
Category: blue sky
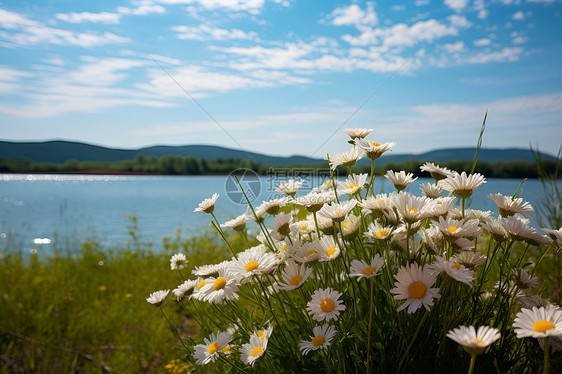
[0,0,561,158]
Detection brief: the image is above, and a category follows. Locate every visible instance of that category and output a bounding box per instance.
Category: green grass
[0,226,231,373]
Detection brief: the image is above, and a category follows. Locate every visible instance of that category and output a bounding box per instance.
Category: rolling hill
[0,139,556,166]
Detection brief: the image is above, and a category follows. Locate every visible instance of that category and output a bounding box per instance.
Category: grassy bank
[0,228,233,373]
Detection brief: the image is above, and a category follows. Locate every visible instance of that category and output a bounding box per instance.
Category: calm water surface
[0,174,556,253]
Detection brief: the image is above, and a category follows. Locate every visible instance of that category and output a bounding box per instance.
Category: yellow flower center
[447,226,458,233]
[197,281,206,290]
[348,183,359,190]
[245,261,259,272]
[327,245,336,257]
[336,209,342,215]
[320,298,336,312]
[312,335,326,346]
[213,277,226,291]
[409,208,419,213]
[280,245,286,253]
[342,220,349,229]
[208,342,219,355]
[362,266,376,276]
[222,344,230,353]
[325,180,331,186]
[452,263,461,271]
[299,224,308,231]
[533,320,555,333]
[376,229,388,238]
[258,330,265,339]
[306,250,317,257]
[409,281,427,299]
[290,275,303,286]
[370,141,381,147]
[474,338,485,344]
[251,346,262,357]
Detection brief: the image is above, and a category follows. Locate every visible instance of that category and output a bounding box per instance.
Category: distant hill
[0,140,556,166]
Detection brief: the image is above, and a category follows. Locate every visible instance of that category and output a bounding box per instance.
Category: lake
[0,173,557,254]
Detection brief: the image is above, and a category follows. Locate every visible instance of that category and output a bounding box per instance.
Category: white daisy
[358,194,392,216]
[418,226,444,255]
[307,288,346,322]
[229,248,280,282]
[318,200,357,223]
[293,242,321,263]
[420,162,453,181]
[390,191,433,224]
[343,128,373,139]
[446,325,501,355]
[390,263,440,313]
[488,193,534,218]
[429,256,475,287]
[419,183,443,199]
[146,289,169,306]
[433,216,482,241]
[190,278,211,301]
[252,324,274,343]
[270,212,292,240]
[193,331,232,365]
[542,227,562,250]
[314,236,341,261]
[275,259,313,291]
[451,251,487,268]
[258,197,290,215]
[364,222,394,240]
[172,279,198,300]
[356,138,397,160]
[200,272,239,304]
[438,171,486,199]
[339,173,368,195]
[221,213,248,232]
[240,335,267,366]
[513,305,562,339]
[428,197,457,218]
[299,324,337,355]
[194,193,219,214]
[349,255,385,281]
[384,170,418,191]
[482,218,508,242]
[275,179,304,197]
[170,253,188,271]
[511,268,539,290]
[295,192,335,213]
[329,148,364,170]
[340,214,361,239]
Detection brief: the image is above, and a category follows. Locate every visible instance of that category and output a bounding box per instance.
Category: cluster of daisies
[147,127,562,372]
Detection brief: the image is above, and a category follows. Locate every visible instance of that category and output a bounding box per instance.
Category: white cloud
[0,9,131,48]
[474,38,491,46]
[329,3,378,27]
[117,0,166,15]
[55,12,121,24]
[448,14,472,29]
[0,66,33,81]
[443,41,465,53]
[156,0,266,14]
[512,11,525,20]
[467,47,523,63]
[391,5,406,11]
[512,36,528,44]
[415,0,430,5]
[444,0,470,12]
[172,24,258,41]
[477,9,489,19]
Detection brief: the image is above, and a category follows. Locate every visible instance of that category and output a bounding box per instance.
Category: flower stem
[543,337,550,374]
[159,306,190,351]
[467,353,477,374]
[366,277,374,374]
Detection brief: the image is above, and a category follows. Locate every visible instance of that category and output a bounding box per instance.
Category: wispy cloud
[172,24,258,41]
[0,9,130,48]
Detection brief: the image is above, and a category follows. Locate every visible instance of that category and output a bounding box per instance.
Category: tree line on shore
[0,153,558,178]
